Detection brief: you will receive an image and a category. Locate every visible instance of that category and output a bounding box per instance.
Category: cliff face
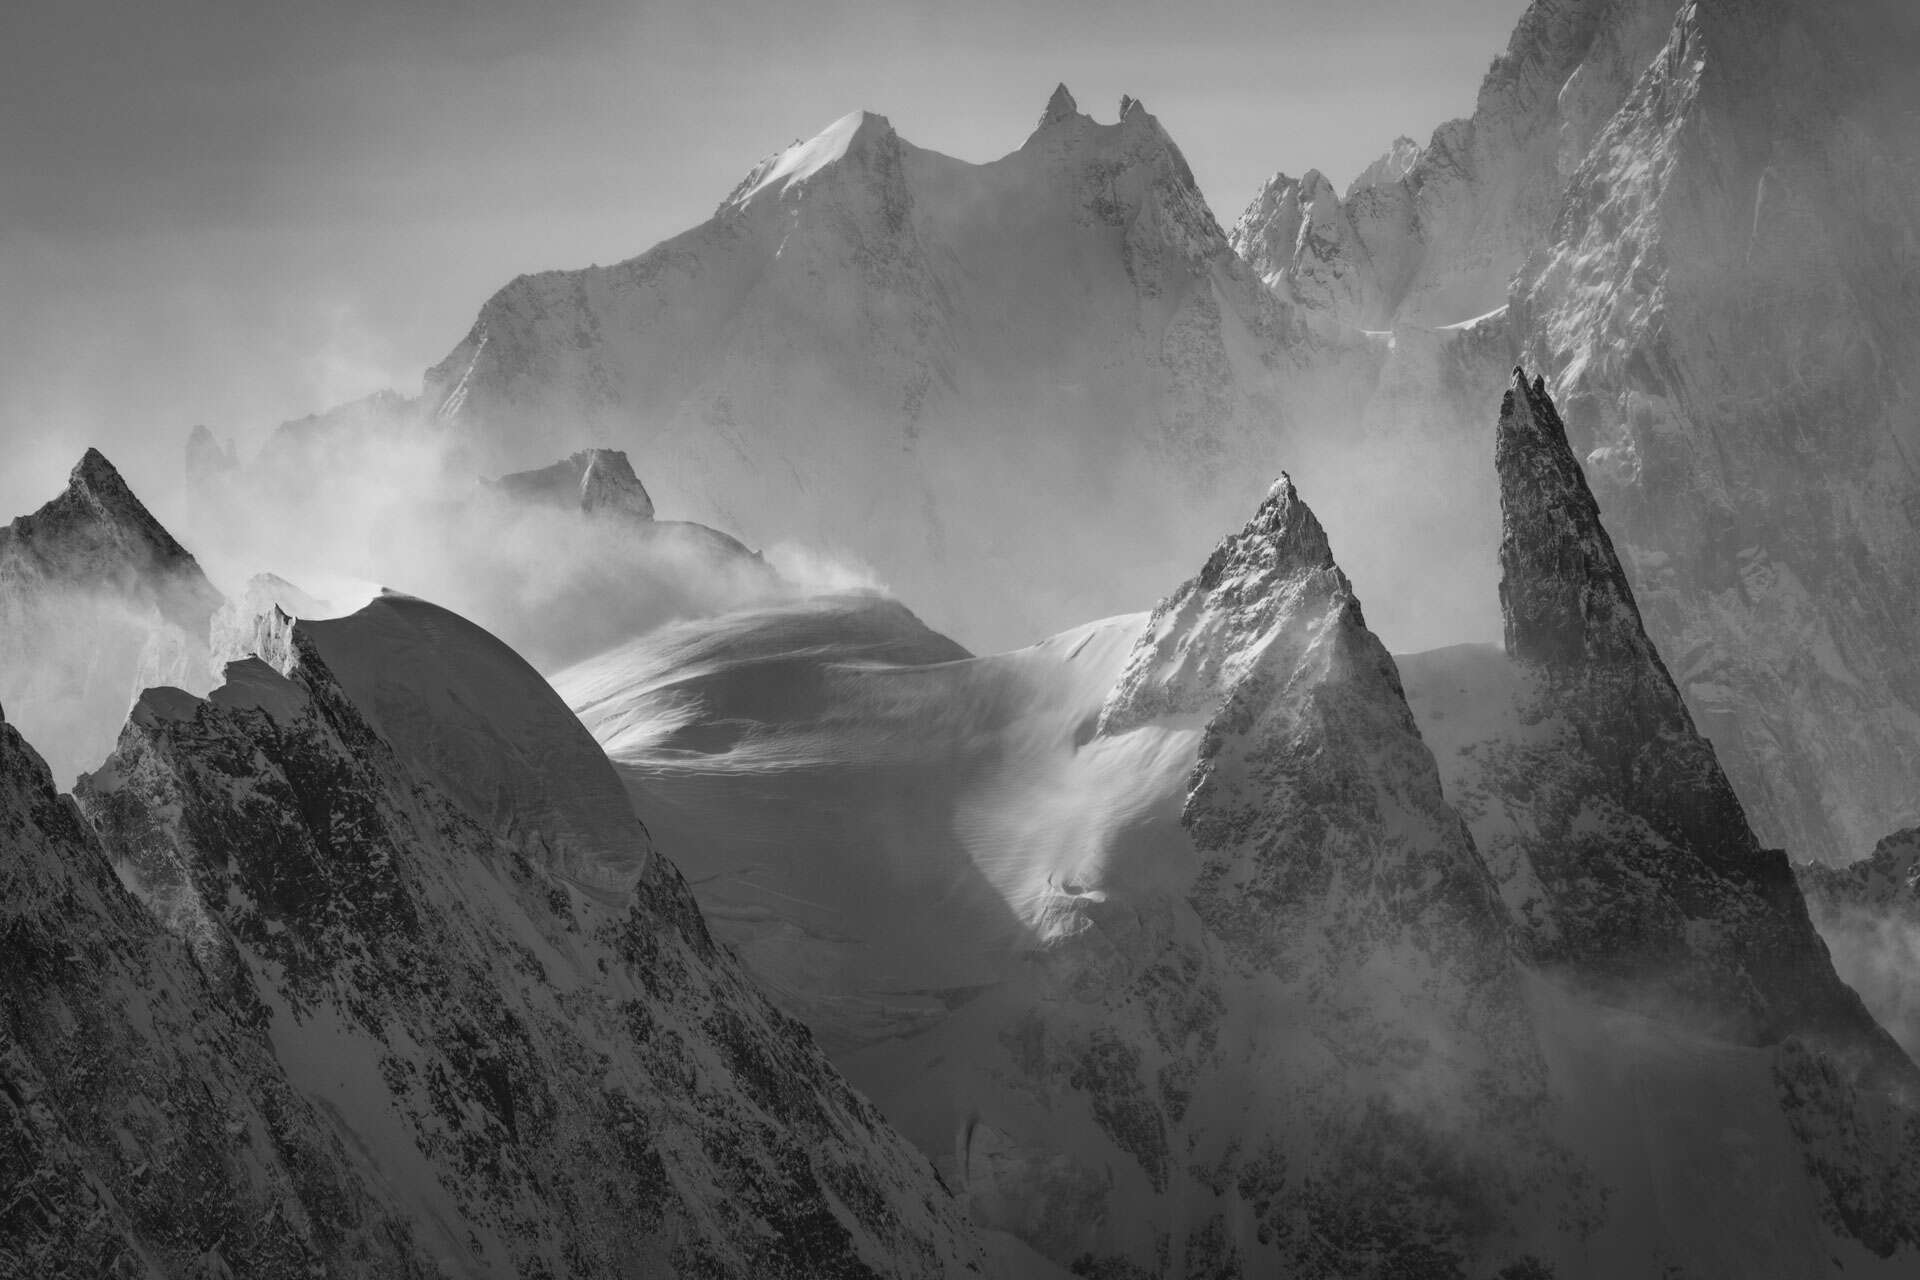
[1488,368,1903,1059]
[1511,0,1920,863]
[0,696,438,1278]
[1225,0,1920,864]
[1798,828,1920,1059]
[29,596,984,1278]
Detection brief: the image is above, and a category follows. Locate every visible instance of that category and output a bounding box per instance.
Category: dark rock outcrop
[45,597,983,1277]
[1494,366,1906,1066]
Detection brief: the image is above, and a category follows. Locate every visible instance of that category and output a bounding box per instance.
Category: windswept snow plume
[182,398,795,670]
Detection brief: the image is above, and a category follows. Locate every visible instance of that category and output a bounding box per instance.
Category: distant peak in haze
[1347,135,1422,196]
[492,448,655,520]
[1040,82,1078,128]
[8,447,204,575]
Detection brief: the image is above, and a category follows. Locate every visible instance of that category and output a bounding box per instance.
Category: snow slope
[60,594,987,1277]
[367,87,1399,657]
[561,376,1920,1277]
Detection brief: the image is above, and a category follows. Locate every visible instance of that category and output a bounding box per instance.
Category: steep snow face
[0,449,226,786]
[1228,172,1389,327]
[70,602,986,1278]
[1511,0,1920,863]
[295,593,653,904]
[1798,829,1920,1058]
[723,110,900,211]
[556,592,1155,1049]
[408,88,1370,654]
[0,699,439,1277]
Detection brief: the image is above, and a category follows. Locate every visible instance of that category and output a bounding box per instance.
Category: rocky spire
[1497,366,1752,862]
[1497,368,1654,672]
[13,448,204,570]
[1493,368,1911,1068]
[1097,473,1340,734]
[1039,81,1078,129]
[1099,472,1511,987]
[1091,470,1543,1271]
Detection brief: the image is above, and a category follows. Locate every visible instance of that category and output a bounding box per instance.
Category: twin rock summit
[9,0,1920,1275]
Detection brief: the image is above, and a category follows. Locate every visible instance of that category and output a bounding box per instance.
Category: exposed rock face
[493,448,656,520]
[0,696,439,1278]
[54,598,983,1278]
[1081,476,1556,1277]
[0,449,226,785]
[1510,0,1920,864]
[1229,0,1920,864]
[1798,828,1920,1058]
[1229,0,1677,330]
[1490,368,1902,1056]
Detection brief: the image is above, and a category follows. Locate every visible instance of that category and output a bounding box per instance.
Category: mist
[180,402,866,673]
[1807,902,1920,1060]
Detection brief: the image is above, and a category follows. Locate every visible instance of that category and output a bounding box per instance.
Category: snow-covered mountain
[16,582,987,1277]
[561,373,1920,1276]
[1,691,454,1277]
[0,449,225,788]
[1229,0,1920,865]
[388,86,1407,657]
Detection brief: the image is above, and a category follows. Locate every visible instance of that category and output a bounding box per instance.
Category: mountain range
[8,0,1920,1274]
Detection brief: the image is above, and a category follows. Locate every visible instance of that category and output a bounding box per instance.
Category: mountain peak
[494,448,655,520]
[722,109,897,212]
[1098,472,1348,735]
[67,447,160,528]
[1040,82,1078,128]
[5,448,209,593]
[1496,366,1650,671]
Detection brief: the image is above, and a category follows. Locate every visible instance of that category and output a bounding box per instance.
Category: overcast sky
[0,0,1527,517]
